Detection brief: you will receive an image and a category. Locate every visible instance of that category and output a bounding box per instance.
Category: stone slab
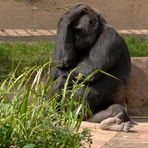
[81,119,148,148]
[0,29,147,42]
[81,122,118,148]
[127,57,148,116]
[103,119,148,148]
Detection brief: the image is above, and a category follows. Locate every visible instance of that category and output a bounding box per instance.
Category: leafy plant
[0,62,92,148]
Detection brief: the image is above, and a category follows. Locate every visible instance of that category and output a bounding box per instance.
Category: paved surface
[81,119,148,148]
[1,29,148,36]
[81,122,117,148]
[0,29,57,41]
[0,29,148,41]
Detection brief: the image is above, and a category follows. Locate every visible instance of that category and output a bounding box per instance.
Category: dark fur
[52,4,133,131]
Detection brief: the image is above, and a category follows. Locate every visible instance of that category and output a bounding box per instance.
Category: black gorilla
[52,4,134,131]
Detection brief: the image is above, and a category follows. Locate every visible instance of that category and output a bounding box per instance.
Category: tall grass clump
[0,62,92,148]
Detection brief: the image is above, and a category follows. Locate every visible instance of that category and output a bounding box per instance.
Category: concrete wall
[0,0,147,29]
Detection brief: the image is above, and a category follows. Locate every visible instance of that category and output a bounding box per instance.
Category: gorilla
[51,4,134,132]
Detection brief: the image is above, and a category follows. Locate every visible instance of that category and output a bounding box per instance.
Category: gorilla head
[71,9,101,52]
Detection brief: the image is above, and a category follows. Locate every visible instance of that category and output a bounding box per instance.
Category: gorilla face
[72,13,99,52]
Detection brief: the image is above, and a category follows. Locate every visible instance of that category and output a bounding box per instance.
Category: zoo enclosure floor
[81,119,148,148]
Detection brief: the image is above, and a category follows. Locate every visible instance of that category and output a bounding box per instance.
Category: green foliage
[0,63,92,148]
[0,41,54,79]
[0,36,146,147]
[0,36,147,79]
[125,36,148,57]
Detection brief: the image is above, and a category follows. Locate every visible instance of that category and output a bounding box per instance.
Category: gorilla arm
[52,4,88,90]
[53,4,87,69]
[74,27,124,81]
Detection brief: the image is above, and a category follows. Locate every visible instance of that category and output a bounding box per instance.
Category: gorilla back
[52,4,133,132]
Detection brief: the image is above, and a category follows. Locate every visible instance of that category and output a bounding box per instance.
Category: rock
[127,57,148,116]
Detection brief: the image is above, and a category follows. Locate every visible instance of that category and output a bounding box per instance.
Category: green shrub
[0,63,92,148]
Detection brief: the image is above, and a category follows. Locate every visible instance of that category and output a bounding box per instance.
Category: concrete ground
[81,119,148,148]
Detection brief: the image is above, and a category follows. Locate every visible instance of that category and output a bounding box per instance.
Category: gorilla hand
[62,4,88,25]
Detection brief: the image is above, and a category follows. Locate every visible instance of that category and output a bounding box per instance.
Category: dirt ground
[0,0,147,30]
